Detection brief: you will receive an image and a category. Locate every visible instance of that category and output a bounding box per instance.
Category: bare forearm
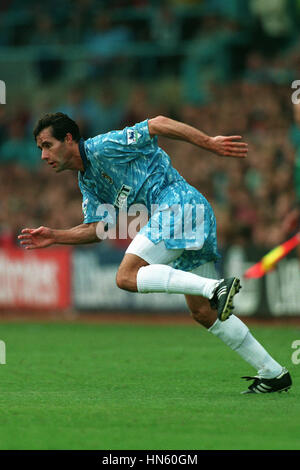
[53,223,100,245]
[19,222,105,250]
[148,115,213,151]
[148,115,248,158]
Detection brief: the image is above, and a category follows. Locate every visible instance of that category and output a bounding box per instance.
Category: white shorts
[126,234,219,279]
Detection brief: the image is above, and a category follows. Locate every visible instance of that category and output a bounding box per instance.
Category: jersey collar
[78,138,88,172]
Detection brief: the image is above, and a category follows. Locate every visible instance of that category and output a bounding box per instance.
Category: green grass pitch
[0,320,299,450]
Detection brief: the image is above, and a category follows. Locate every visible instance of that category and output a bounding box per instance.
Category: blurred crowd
[0,0,300,50]
[1,0,300,88]
[1,0,299,48]
[1,74,299,252]
[1,0,300,253]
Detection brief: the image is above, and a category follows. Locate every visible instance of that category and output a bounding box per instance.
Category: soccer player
[19,112,292,394]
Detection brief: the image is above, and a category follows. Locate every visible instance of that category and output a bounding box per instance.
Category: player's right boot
[210,277,241,321]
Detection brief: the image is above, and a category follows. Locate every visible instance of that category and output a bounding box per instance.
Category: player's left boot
[241,367,292,394]
[210,277,241,321]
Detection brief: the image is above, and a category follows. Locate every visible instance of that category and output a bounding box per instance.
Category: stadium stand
[0,0,299,253]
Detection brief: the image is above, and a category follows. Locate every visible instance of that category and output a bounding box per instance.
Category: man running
[19,112,292,394]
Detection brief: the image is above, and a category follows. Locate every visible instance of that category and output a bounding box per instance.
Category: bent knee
[116,269,137,292]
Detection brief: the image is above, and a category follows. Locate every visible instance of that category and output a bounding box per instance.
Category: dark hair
[33,112,81,142]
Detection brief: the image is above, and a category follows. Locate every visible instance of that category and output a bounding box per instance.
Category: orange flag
[244,232,300,279]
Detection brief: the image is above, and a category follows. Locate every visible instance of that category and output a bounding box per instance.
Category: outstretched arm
[148,115,248,158]
[18,222,103,249]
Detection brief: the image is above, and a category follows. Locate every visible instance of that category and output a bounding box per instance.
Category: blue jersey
[78,119,183,218]
[78,119,220,270]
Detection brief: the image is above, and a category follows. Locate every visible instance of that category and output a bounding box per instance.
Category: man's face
[36,126,73,173]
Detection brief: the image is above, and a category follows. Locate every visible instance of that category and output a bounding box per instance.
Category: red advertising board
[0,247,71,309]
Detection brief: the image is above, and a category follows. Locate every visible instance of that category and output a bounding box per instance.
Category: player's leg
[116,190,241,318]
[117,239,291,393]
[185,292,217,329]
[188,291,283,379]
[116,253,149,292]
[116,234,221,298]
[117,235,241,321]
[116,234,182,292]
[187,263,291,392]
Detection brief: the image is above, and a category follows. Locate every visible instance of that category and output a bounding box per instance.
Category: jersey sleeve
[94,119,158,163]
[79,180,116,227]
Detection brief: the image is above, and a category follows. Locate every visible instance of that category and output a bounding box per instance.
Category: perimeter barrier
[0,243,299,317]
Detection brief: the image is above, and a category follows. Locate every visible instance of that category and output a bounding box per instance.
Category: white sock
[236,331,283,378]
[209,315,283,379]
[137,264,220,299]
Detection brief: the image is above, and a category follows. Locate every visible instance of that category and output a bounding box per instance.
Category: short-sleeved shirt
[78,119,220,270]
